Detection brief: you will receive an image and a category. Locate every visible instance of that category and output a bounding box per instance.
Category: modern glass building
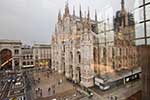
[134,0,150,45]
[133,1,150,100]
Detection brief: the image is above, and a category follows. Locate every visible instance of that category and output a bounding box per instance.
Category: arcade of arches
[0,49,12,70]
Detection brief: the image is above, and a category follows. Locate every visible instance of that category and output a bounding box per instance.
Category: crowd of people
[35,87,42,97]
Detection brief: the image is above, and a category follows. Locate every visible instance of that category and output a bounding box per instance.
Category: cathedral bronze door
[69,65,73,79]
[63,62,65,75]
[0,49,12,70]
[76,67,81,83]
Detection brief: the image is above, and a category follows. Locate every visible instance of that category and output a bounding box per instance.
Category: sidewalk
[90,80,142,100]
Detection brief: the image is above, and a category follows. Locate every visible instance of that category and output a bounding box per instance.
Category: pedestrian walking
[40,91,42,96]
[40,89,42,96]
[52,85,55,89]
[47,87,51,95]
[110,96,113,100]
[38,77,40,81]
[114,96,118,100]
[35,88,38,95]
[38,87,40,91]
[53,89,55,94]
[48,87,51,92]
[107,96,110,100]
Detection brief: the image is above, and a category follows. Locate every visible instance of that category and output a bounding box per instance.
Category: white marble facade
[51,3,101,87]
[51,1,138,87]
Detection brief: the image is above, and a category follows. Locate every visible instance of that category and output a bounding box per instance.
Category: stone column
[80,43,94,87]
[65,46,70,78]
[72,48,77,82]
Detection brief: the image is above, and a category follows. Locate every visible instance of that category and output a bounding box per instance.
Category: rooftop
[33,44,51,48]
[0,39,22,44]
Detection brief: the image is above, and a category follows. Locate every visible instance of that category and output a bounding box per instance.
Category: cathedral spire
[121,0,125,10]
[79,4,82,21]
[58,9,61,22]
[84,11,86,19]
[73,6,75,16]
[64,0,70,17]
[95,9,97,22]
[87,7,90,21]
[55,24,57,33]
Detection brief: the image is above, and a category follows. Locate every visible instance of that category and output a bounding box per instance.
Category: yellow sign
[11,98,17,100]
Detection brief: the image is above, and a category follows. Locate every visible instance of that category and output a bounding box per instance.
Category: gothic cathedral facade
[51,0,137,88]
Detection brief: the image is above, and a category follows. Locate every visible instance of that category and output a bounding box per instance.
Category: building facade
[21,45,34,68]
[0,40,52,70]
[0,39,22,70]
[33,44,51,68]
[51,0,139,88]
[51,3,97,87]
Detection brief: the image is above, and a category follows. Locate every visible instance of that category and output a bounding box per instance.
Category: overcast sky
[0,0,134,45]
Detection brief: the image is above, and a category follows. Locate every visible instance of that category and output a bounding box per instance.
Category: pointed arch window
[93,47,97,63]
[77,51,81,64]
[70,52,73,63]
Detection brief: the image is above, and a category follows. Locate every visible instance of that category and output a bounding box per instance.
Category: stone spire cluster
[55,2,100,33]
[57,3,97,24]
